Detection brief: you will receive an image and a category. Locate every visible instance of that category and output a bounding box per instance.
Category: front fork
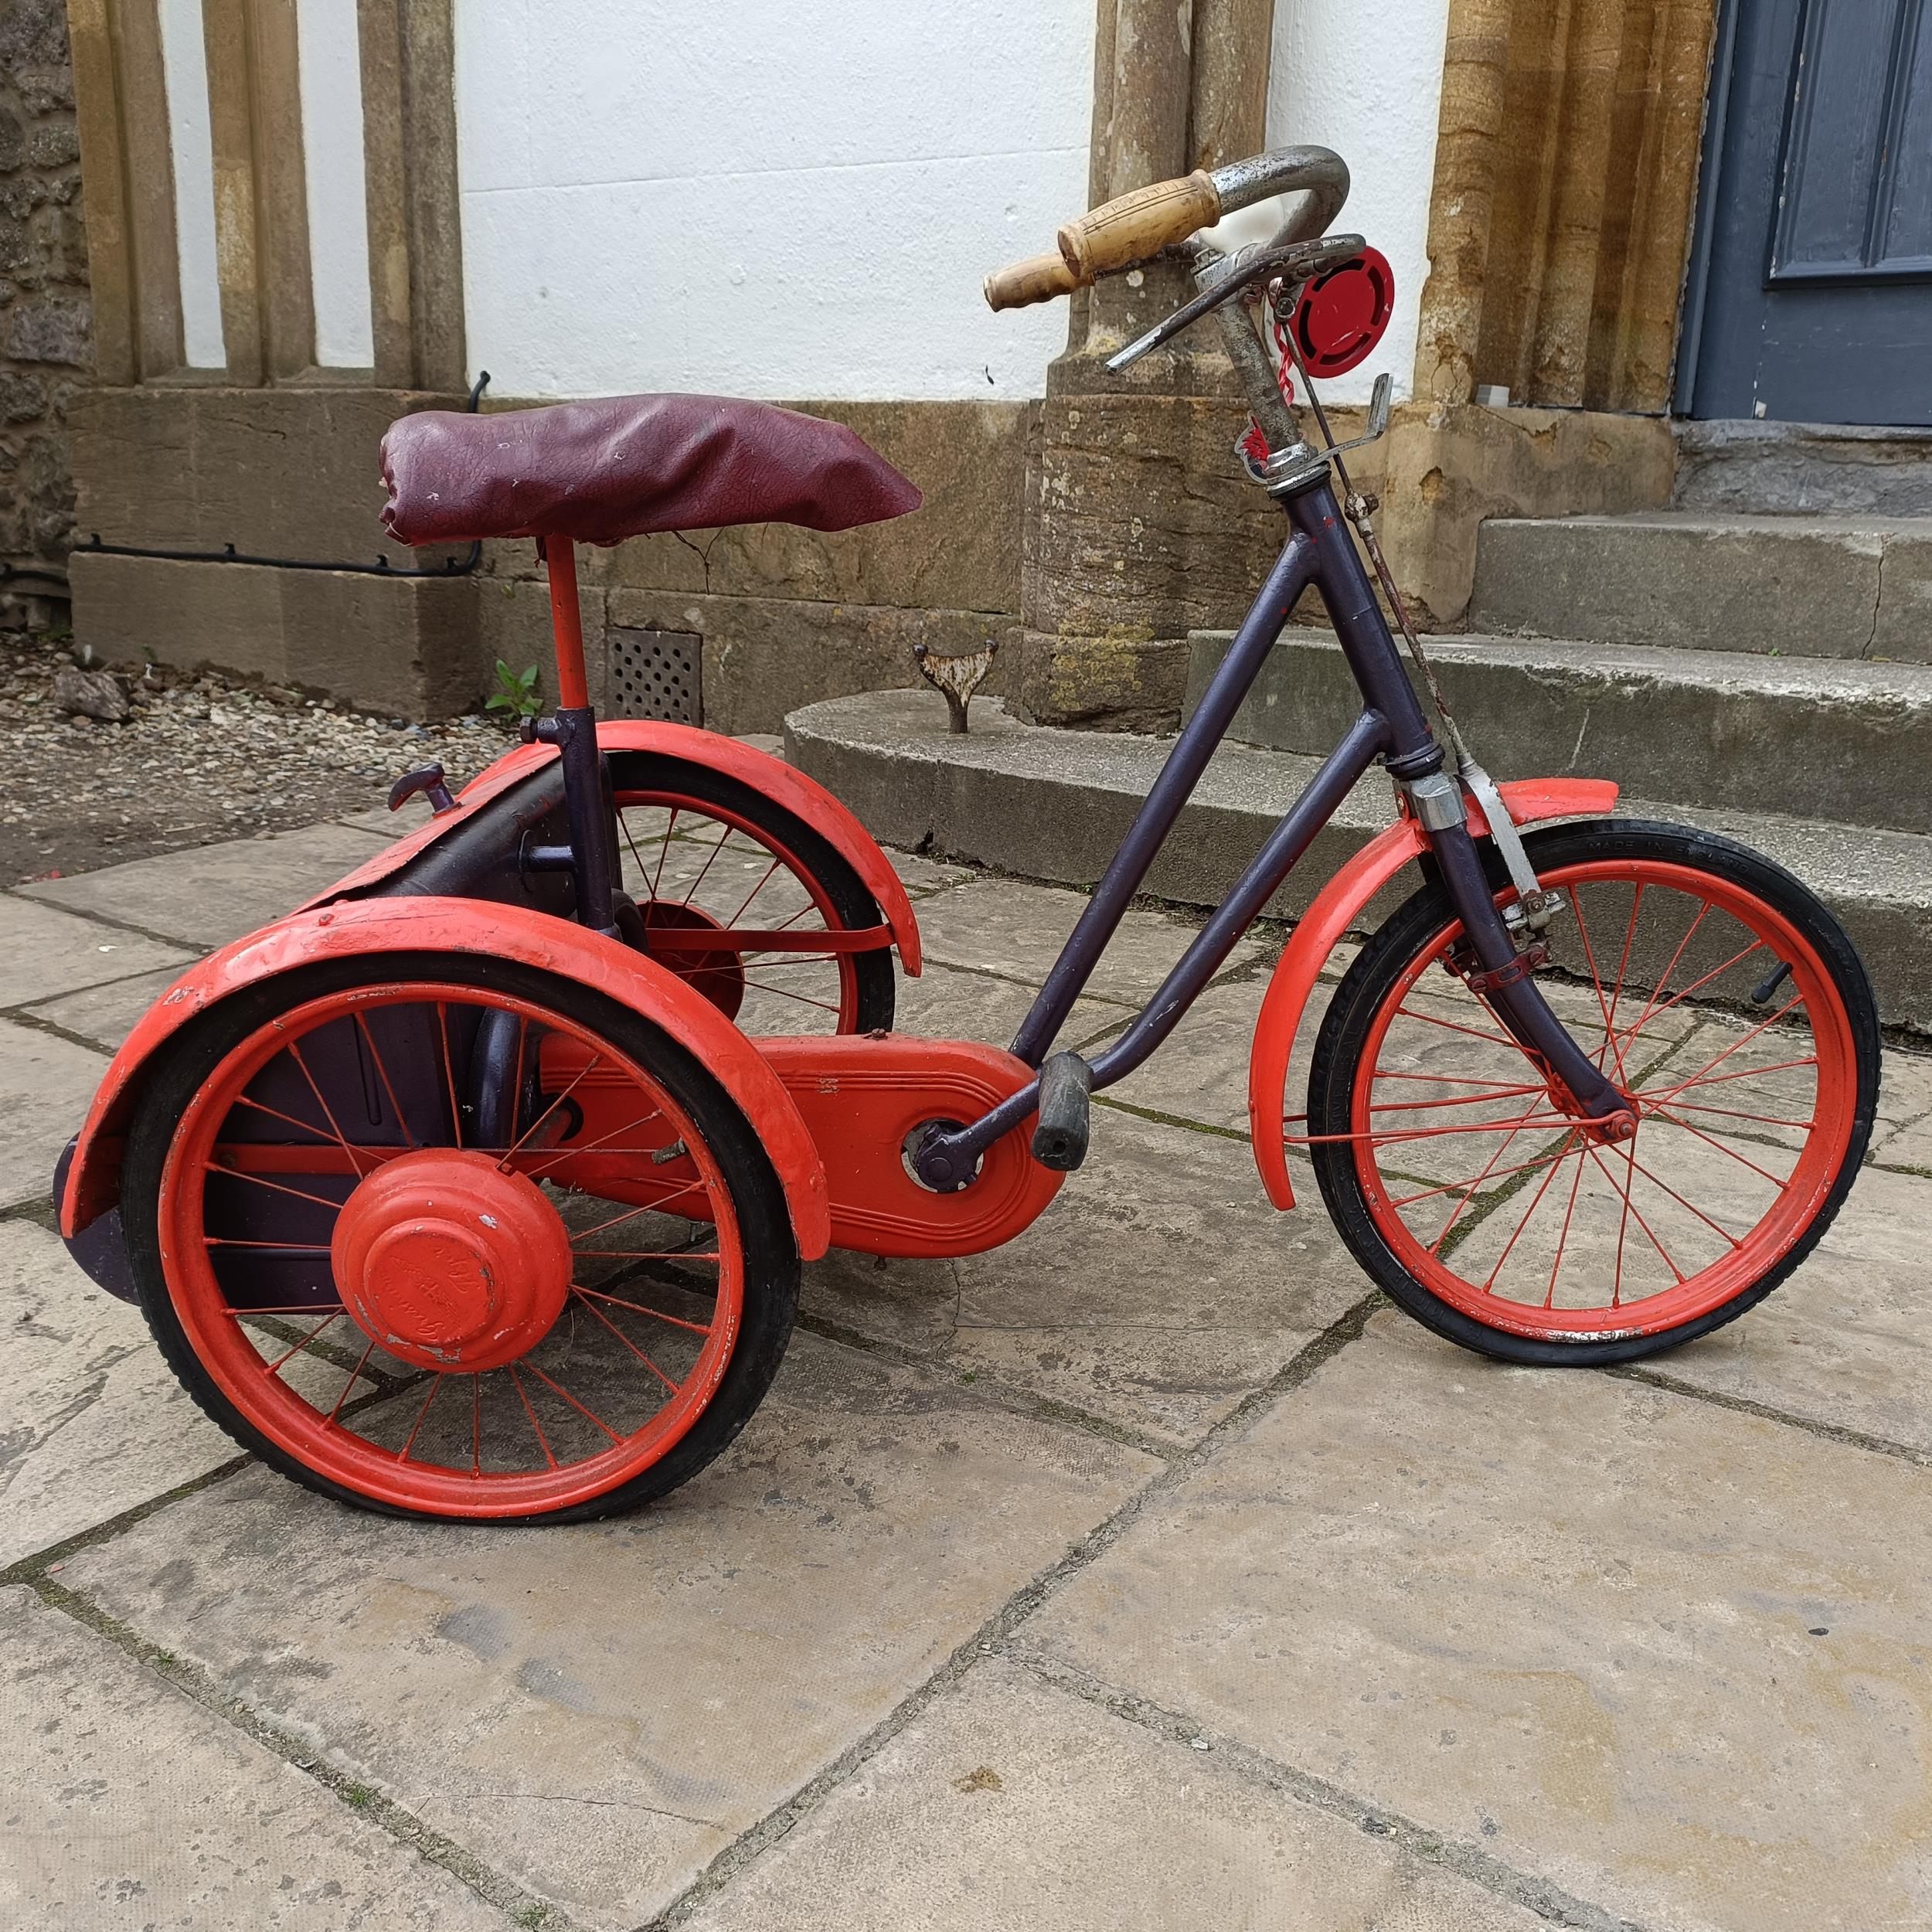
[1425,811,1636,1142]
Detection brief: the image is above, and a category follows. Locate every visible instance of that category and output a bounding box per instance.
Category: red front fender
[302,721,923,975]
[58,896,832,1261]
[1247,779,1619,1211]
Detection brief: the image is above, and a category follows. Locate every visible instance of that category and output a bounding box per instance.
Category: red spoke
[1543,1145,1590,1308]
[1368,1084,1546,1115]
[353,1012,420,1149]
[1623,1148,1747,1250]
[498,1050,605,1170]
[509,1364,559,1470]
[1615,897,1712,1050]
[570,1185,713,1243]
[1584,1145,1686,1284]
[1611,934,1767,1054]
[649,807,679,898]
[396,1374,443,1462]
[1643,995,1806,1107]
[1663,1053,1818,1095]
[471,1375,482,1478]
[677,822,735,909]
[1426,1107,1550,1252]
[1611,1134,1635,1308]
[1648,1104,1793,1189]
[262,1312,341,1375]
[327,1338,379,1424]
[519,1360,625,1444]
[1386,1140,1580,1212]
[725,855,786,926]
[571,1248,722,1261]
[570,1289,682,1396]
[1599,881,1645,1060]
[1662,1096,1816,1132]
[1569,886,1631,1085]
[570,1283,714,1335]
[286,1039,375,1179]
[224,1301,345,1314]
[437,1002,464,1149]
[206,1238,333,1251]
[522,1105,666,1182]
[737,978,844,1015]
[1481,1133,1578,1293]
[205,1164,345,1213]
[1393,1001,1521,1051]
[1372,1070,1550,1093]
[230,1092,345,1148]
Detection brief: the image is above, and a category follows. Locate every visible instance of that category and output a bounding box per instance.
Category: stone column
[1019,0,1285,732]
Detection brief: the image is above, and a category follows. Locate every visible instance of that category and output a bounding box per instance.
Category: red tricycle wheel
[124,954,800,1522]
[609,753,897,1034]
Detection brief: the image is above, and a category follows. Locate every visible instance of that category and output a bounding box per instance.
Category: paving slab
[0,1586,507,1931]
[1656,1163,1932,1454]
[18,823,389,950]
[684,1656,1549,1932]
[0,1221,247,1570]
[910,873,1254,1002]
[0,895,194,1010]
[0,1017,107,1211]
[883,843,976,899]
[883,957,1117,1056]
[59,1331,1161,1932]
[22,963,183,1053]
[806,1103,1367,1447]
[1024,1312,1932,1932]
[1870,1043,1932,1171]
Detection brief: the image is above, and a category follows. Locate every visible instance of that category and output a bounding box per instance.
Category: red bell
[1290,246,1396,378]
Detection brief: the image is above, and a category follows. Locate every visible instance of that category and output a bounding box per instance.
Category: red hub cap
[331,1151,572,1373]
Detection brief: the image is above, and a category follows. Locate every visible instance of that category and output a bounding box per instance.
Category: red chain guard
[530,1032,1063,1257]
[757,1034,1065,1258]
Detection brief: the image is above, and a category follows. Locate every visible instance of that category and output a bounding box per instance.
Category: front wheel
[1307,821,1879,1365]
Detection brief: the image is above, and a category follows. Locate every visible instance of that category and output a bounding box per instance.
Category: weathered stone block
[70,551,492,717]
[606,583,1016,736]
[68,384,468,563]
[583,397,1030,617]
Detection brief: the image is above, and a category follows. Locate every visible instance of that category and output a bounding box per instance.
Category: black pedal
[1031,1052,1094,1172]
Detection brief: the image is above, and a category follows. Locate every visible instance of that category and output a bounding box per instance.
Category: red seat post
[543,536,593,711]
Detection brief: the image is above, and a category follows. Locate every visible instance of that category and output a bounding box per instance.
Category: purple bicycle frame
[909,470,1628,1191]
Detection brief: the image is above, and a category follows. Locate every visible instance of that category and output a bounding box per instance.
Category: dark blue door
[1683,0,1932,425]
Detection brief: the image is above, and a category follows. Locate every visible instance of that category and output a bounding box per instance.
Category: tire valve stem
[651,1138,688,1166]
[1750,960,1794,1006]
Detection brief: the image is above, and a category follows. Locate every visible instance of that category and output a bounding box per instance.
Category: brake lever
[1104,232,1366,372]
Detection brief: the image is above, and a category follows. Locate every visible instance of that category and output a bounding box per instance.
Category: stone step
[1672,420,1932,517]
[1468,511,1932,661]
[784,687,1932,1032]
[1184,628,1932,835]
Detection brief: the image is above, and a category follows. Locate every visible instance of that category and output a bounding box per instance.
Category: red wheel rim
[1344,858,1859,1340]
[613,790,873,1032]
[158,982,744,1516]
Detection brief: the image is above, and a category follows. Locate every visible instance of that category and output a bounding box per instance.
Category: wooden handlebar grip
[983,251,1081,311]
[1056,170,1222,281]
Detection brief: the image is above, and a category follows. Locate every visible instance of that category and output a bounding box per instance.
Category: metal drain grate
[606,627,702,723]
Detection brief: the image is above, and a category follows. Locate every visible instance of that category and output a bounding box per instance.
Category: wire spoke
[498,1051,605,1170]
[353,1012,420,1149]
[570,1283,716,1332]
[569,1289,682,1395]
[509,1364,560,1470]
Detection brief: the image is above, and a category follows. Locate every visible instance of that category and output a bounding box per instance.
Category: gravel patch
[2,630,519,883]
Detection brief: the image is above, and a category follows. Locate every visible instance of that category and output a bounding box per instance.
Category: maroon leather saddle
[380,393,921,547]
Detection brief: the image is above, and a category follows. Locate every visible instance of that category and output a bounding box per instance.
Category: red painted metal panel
[60,895,831,1261]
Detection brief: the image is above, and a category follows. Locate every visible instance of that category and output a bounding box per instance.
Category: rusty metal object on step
[913,639,998,734]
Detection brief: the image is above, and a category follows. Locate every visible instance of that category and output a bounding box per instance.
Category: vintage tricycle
[55,146,1879,1522]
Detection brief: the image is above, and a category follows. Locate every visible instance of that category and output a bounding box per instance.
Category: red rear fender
[58,896,831,1261]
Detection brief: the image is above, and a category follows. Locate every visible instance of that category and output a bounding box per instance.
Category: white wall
[296,0,375,368]
[158,0,225,369]
[451,0,1095,401]
[1267,0,1451,403]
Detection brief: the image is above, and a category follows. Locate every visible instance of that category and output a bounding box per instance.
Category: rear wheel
[1307,821,1879,1364]
[608,753,895,1035]
[123,953,799,1522]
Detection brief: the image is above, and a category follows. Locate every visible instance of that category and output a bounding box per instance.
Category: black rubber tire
[121,951,801,1525]
[1307,819,1881,1366]
[606,750,895,1032]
